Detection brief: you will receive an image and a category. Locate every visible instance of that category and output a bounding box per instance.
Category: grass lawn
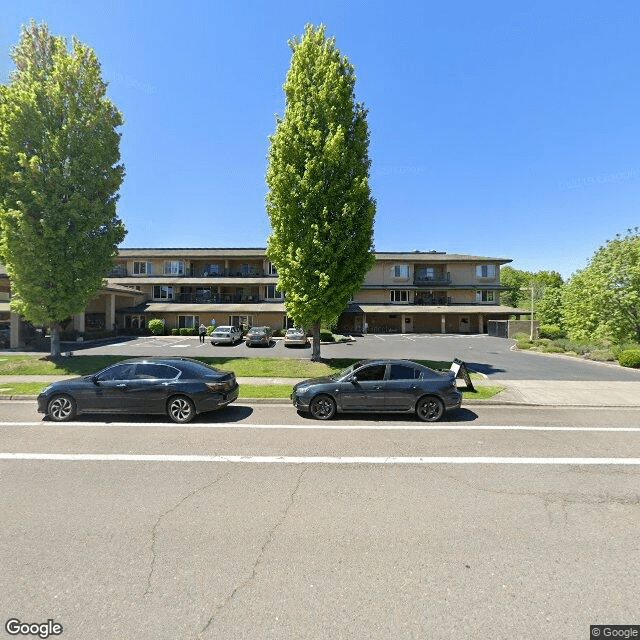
[0,355,460,378]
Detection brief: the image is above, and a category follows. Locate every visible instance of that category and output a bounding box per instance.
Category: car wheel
[309,394,336,420]
[416,396,444,422]
[47,394,77,422]
[167,395,196,423]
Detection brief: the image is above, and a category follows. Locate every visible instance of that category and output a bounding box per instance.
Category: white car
[210,326,242,345]
[284,327,310,347]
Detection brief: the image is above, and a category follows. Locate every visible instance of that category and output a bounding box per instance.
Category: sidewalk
[2,375,640,407]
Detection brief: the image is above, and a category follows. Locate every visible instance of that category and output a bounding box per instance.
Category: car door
[385,363,423,411]
[339,363,387,412]
[120,363,181,413]
[90,363,139,412]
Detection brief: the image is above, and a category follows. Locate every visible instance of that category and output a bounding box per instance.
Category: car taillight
[206,378,233,392]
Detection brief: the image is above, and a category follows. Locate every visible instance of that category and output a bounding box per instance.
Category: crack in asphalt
[144,474,227,597]
[198,466,308,638]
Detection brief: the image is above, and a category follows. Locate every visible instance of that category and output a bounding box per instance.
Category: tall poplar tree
[266,24,376,360]
[0,21,126,357]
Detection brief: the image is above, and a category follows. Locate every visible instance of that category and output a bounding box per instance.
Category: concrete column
[441,314,446,334]
[478,314,484,334]
[106,294,116,331]
[362,312,367,335]
[10,312,22,349]
[73,313,85,333]
[401,314,406,334]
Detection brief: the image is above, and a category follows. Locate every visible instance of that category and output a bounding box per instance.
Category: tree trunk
[311,320,321,361]
[50,322,61,359]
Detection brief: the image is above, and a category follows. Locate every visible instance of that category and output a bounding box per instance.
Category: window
[230,315,253,328]
[264,285,283,300]
[476,290,495,302]
[416,267,435,280]
[204,264,219,276]
[353,364,387,382]
[476,264,496,279]
[267,261,278,276]
[97,363,136,381]
[164,261,185,275]
[134,364,180,380]
[178,315,200,328]
[389,364,421,380]
[125,315,145,329]
[133,261,151,276]
[393,264,409,278]
[153,285,174,300]
[390,290,409,303]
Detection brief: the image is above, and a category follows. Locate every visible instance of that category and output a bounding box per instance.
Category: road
[1,401,639,639]
[57,333,640,381]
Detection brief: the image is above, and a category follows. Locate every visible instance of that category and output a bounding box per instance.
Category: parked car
[210,325,242,345]
[284,327,310,347]
[291,359,462,422]
[245,325,273,347]
[37,357,239,423]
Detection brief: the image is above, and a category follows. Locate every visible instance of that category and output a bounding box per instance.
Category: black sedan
[291,359,462,422]
[37,357,239,423]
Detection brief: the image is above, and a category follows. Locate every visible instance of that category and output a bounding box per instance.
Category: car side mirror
[345,375,356,383]
[92,376,100,385]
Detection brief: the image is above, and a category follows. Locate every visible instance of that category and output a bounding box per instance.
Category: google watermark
[559,168,640,191]
[591,626,640,638]
[5,618,63,639]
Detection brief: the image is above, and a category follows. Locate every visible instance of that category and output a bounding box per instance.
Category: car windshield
[251,328,266,334]
[214,327,230,332]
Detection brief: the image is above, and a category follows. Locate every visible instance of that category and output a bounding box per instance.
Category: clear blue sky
[2,1,639,279]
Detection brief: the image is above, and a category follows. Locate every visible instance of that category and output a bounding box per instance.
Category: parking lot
[62,333,640,381]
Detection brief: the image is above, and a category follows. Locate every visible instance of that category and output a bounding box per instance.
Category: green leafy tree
[0,21,126,357]
[266,24,375,360]
[562,228,640,343]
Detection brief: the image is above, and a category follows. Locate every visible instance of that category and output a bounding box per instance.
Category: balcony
[413,271,450,285]
[414,295,452,305]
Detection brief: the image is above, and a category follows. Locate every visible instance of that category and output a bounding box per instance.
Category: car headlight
[40,384,53,395]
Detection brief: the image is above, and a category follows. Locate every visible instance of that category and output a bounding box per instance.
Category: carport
[337,304,528,334]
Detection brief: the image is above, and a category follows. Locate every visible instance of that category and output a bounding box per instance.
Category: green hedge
[618,349,640,368]
[319,330,335,342]
[179,327,198,336]
[538,324,565,340]
[147,319,165,336]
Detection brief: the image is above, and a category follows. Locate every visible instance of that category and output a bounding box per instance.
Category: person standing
[198,323,207,343]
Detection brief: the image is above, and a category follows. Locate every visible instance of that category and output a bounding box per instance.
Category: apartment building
[1,247,526,345]
[99,248,523,335]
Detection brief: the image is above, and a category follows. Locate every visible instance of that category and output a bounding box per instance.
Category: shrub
[589,349,615,362]
[319,330,335,342]
[516,340,534,350]
[171,328,179,335]
[179,327,197,336]
[538,324,565,340]
[206,325,216,335]
[147,319,165,336]
[618,349,640,368]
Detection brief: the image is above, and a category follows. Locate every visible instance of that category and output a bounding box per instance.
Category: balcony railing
[107,268,277,278]
[413,296,452,305]
[413,272,450,285]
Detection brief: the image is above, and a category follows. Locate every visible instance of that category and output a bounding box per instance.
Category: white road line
[1,422,640,432]
[1,453,640,465]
